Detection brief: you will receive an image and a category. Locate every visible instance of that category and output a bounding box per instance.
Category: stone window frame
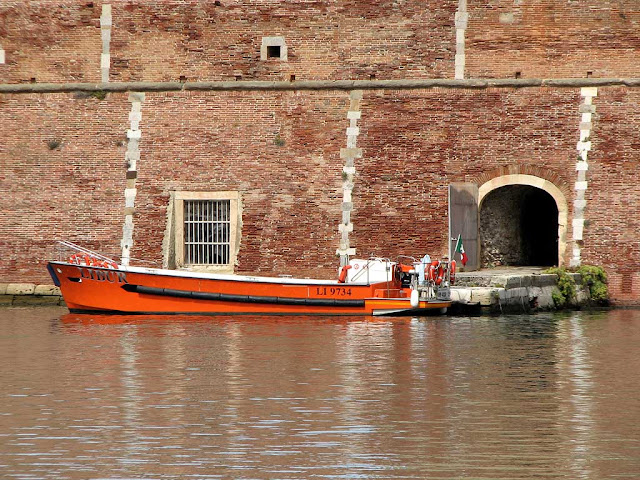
[261,36,288,61]
[171,191,242,273]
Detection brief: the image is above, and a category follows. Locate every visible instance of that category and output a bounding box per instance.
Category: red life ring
[429,261,445,285]
[338,265,352,283]
[450,260,457,285]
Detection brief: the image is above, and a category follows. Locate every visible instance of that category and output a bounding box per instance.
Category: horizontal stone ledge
[0,283,62,296]
[3,78,640,94]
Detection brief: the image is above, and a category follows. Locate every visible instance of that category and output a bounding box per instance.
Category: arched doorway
[478,175,568,268]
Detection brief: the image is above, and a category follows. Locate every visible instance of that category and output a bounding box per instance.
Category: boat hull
[47,262,450,316]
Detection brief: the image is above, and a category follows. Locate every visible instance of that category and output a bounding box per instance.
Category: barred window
[171,191,240,272]
[184,200,231,265]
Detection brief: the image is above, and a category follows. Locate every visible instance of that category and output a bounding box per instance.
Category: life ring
[338,265,352,283]
[427,261,438,281]
[428,261,445,286]
[450,260,456,285]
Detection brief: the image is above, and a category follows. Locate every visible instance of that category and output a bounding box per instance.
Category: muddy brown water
[1,307,639,479]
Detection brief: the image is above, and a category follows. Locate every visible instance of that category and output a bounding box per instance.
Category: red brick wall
[582,88,640,304]
[356,87,579,259]
[1,87,638,303]
[3,1,640,85]
[2,1,640,304]
[0,92,128,281]
[465,1,640,79]
[0,1,103,83]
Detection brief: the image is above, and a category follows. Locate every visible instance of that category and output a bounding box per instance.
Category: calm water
[1,307,639,479]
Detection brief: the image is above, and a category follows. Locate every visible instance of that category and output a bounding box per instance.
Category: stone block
[489,275,510,287]
[505,275,533,288]
[451,288,472,304]
[579,104,596,114]
[340,147,362,159]
[499,12,515,24]
[127,129,142,140]
[472,288,499,306]
[576,161,589,171]
[0,283,7,295]
[101,53,110,69]
[128,92,146,103]
[574,199,587,209]
[6,283,36,295]
[455,12,468,28]
[34,285,61,296]
[535,274,560,287]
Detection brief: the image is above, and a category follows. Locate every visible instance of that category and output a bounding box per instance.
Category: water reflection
[1,307,640,478]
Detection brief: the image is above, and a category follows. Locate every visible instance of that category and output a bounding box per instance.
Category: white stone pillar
[121,92,144,266]
[337,90,363,266]
[100,3,112,82]
[570,87,597,267]
[455,0,468,79]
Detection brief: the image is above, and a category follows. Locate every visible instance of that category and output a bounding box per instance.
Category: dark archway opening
[480,185,558,268]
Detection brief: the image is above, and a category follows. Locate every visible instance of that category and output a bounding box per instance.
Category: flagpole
[452,234,460,263]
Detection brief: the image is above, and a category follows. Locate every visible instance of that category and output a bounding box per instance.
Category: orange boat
[47,244,453,316]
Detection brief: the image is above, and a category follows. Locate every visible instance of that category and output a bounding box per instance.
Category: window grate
[184,200,231,265]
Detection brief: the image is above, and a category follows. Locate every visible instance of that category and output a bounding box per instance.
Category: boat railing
[56,240,119,264]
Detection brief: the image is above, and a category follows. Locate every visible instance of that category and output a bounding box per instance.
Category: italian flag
[454,234,468,266]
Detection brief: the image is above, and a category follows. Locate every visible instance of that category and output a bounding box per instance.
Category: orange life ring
[429,261,445,285]
[450,260,457,285]
[338,265,352,283]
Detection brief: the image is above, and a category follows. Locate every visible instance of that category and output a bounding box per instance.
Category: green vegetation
[577,264,609,305]
[91,90,107,100]
[544,264,609,308]
[545,267,576,308]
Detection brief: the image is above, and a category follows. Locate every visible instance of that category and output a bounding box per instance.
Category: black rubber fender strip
[122,284,365,307]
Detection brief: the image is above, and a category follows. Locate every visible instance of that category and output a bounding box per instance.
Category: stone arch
[478,174,568,267]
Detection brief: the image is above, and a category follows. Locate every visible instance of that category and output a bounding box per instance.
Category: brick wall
[465,0,640,79]
[1,1,640,304]
[581,88,640,304]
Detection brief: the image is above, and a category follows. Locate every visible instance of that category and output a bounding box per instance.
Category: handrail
[57,240,118,264]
